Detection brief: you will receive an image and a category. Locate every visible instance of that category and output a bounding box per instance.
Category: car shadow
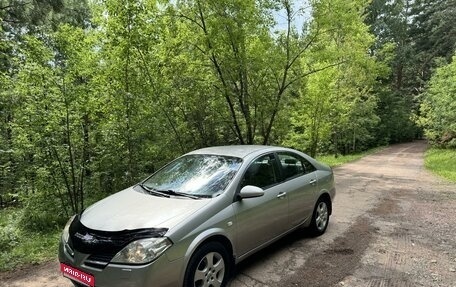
[232,227,314,276]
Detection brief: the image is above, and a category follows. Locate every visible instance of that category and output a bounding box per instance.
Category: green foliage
[170,0,311,145]
[19,192,68,232]
[1,0,92,215]
[363,0,456,145]
[425,148,456,182]
[0,208,20,251]
[11,30,96,214]
[284,0,381,156]
[0,0,90,31]
[409,0,456,77]
[417,55,456,147]
[0,232,61,271]
[375,90,418,144]
[0,224,19,251]
[0,208,62,271]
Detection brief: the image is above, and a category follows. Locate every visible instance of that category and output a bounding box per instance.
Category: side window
[241,154,278,189]
[302,158,316,173]
[278,153,305,180]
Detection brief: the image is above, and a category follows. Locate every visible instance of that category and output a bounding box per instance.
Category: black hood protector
[69,215,168,255]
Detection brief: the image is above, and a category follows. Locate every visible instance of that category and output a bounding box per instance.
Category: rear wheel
[309,198,330,236]
[184,242,231,287]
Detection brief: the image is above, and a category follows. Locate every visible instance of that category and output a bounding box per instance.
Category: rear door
[276,152,318,227]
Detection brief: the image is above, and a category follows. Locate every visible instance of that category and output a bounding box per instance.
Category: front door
[233,153,289,257]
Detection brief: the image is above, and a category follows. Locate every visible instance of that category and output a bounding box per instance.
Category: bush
[0,211,20,251]
[19,192,68,232]
[0,225,20,250]
[0,207,63,271]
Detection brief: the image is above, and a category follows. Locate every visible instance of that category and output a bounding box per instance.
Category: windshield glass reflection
[143,155,242,198]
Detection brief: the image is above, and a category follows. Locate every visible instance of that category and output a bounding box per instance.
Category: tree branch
[284,60,347,91]
[195,0,245,143]
[0,2,30,10]
[135,48,186,153]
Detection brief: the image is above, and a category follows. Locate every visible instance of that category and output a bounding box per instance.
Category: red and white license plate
[60,263,95,287]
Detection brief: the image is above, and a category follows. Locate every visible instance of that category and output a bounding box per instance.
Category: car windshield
[142,154,242,198]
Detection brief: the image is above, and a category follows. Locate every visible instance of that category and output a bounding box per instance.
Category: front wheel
[183,242,231,287]
[309,198,330,236]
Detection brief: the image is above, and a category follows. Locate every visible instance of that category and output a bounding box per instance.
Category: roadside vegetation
[317,147,385,168]
[0,208,61,272]
[0,0,455,271]
[425,149,456,183]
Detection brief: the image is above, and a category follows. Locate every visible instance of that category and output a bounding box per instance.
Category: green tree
[285,0,381,156]
[0,0,90,30]
[11,25,101,217]
[175,0,334,145]
[409,0,456,89]
[417,54,456,147]
[365,0,421,143]
[0,0,90,210]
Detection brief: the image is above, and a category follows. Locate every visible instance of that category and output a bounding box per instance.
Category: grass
[424,148,456,182]
[0,208,61,272]
[316,146,385,167]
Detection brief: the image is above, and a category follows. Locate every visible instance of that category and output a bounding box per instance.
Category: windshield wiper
[138,183,170,198]
[160,189,201,199]
[139,184,200,199]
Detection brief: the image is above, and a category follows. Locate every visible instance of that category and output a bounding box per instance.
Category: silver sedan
[59,145,336,287]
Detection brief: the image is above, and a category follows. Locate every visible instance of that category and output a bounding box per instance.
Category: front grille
[84,252,118,269]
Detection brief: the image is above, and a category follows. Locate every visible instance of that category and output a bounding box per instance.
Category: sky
[272,0,312,33]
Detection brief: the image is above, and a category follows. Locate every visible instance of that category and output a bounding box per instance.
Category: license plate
[60,263,95,287]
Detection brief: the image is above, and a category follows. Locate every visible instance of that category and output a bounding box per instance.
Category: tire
[309,197,330,236]
[183,241,231,287]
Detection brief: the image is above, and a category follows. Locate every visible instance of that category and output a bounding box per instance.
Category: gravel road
[1,141,455,287]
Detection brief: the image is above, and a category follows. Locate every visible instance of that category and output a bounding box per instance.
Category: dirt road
[2,141,455,287]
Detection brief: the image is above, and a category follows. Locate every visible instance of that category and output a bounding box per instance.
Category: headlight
[111,237,172,264]
[62,215,76,243]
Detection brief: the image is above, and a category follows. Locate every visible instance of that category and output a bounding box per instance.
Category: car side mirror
[239,185,264,199]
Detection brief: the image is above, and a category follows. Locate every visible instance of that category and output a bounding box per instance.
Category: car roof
[186,145,283,158]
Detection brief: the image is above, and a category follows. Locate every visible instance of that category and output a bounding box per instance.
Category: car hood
[80,186,211,232]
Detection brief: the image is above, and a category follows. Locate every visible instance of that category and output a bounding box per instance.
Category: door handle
[309,179,317,185]
[277,192,287,199]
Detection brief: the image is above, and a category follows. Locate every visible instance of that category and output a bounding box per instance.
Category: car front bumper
[58,238,184,287]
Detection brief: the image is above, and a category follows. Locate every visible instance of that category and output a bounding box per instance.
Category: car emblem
[75,232,98,244]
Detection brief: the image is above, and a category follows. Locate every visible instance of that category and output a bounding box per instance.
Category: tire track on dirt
[281,217,375,287]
